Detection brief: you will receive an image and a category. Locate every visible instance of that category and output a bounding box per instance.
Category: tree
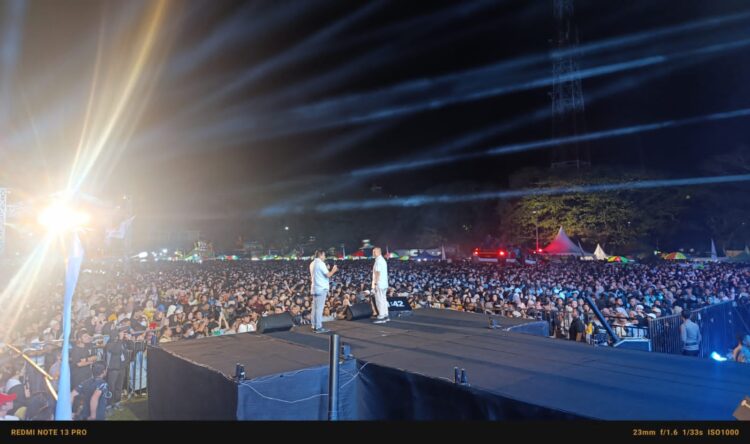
[690,146,750,249]
[498,167,687,248]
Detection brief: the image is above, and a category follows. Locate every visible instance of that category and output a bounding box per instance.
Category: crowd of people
[2,257,750,419]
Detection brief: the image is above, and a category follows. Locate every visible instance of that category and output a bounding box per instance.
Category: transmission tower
[550,0,590,169]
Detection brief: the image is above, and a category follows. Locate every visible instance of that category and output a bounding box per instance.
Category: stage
[148,308,750,420]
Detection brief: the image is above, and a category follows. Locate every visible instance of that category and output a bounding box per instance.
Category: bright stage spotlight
[37,202,91,234]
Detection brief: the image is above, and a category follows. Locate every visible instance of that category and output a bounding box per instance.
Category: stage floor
[156,308,750,420]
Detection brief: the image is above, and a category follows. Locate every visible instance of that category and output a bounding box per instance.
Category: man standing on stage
[310,250,338,333]
[372,247,389,323]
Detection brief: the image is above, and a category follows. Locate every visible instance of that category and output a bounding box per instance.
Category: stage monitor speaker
[257,312,294,334]
[387,297,412,313]
[734,396,750,421]
[346,302,373,321]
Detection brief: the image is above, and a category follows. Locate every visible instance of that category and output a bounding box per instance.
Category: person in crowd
[680,310,702,357]
[70,329,97,389]
[237,313,255,333]
[732,333,747,362]
[71,363,109,420]
[159,326,173,343]
[740,335,750,363]
[105,327,129,409]
[0,392,18,420]
[568,309,586,342]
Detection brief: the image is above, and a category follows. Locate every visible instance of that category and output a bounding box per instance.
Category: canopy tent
[663,252,688,260]
[542,227,585,256]
[594,244,609,260]
[607,255,630,263]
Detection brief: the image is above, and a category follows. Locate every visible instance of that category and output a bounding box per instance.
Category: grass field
[107,395,149,421]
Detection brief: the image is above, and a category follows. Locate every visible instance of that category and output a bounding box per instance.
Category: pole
[55,234,85,420]
[584,295,619,344]
[328,333,340,420]
[138,343,144,395]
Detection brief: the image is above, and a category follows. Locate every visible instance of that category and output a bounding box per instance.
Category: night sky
[2,0,750,246]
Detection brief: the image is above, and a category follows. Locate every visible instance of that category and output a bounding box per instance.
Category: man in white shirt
[372,247,389,323]
[309,250,338,333]
[237,313,255,333]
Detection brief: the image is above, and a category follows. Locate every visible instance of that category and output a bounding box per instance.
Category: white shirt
[373,256,388,289]
[238,322,256,333]
[310,258,330,293]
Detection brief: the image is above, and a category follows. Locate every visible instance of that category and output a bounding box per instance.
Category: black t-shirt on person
[70,344,94,387]
[74,377,108,420]
[105,340,128,370]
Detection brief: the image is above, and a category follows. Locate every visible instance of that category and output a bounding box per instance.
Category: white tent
[593,244,609,260]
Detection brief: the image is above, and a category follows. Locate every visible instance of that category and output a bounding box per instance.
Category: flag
[710,239,718,262]
[105,216,135,241]
[56,234,84,420]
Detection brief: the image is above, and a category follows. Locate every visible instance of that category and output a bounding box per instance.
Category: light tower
[0,187,25,256]
[550,0,590,169]
[0,188,6,256]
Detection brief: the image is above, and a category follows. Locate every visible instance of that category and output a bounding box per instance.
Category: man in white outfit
[310,250,338,333]
[372,247,389,323]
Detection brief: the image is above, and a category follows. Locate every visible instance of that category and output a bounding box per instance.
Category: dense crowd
[2,258,750,419]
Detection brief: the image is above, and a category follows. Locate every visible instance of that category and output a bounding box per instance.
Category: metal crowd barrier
[6,328,157,405]
[648,301,750,358]
[2,344,58,420]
